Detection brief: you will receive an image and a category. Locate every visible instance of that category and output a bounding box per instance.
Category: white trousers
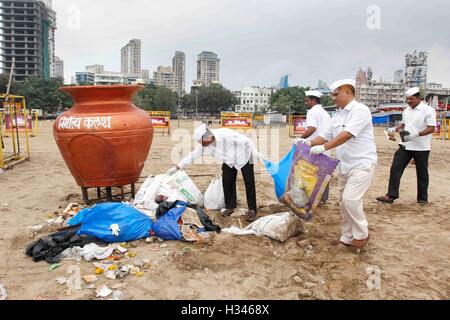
[338,165,375,244]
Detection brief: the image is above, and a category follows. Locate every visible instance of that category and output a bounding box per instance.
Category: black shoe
[376,195,395,204]
[417,200,429,206]
[221,209,235,217]
[245,210,258,222]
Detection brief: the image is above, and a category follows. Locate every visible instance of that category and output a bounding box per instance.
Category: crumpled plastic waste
[60,243,117,262]
[96,285,113,298]
[0,284,7,300]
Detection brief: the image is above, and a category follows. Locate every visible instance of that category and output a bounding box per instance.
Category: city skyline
[48,0,450,90]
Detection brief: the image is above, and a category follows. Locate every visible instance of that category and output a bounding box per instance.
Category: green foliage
[1,75,73,114]
[133,83,178,113]
[270,86,308,114]
[270,86,334,113]
[182,84,237,115]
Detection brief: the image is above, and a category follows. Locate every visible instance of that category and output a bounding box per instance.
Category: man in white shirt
[308,79,378,250]
[168,124,259,222]
[293,90,332,205]
[377,88,436,206]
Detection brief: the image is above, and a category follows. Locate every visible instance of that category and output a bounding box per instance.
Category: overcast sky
[53,0,450,90]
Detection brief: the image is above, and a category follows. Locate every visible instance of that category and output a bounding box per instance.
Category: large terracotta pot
[54,85,154,188]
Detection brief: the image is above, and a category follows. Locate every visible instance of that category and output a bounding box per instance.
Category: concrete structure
[85,64,104,74]
[140,69,150,84]
[427,82,450,97]
[0,0,57,81]
[317,79,328,90]
[172,51,185,96]
[75,71,94,85]
[405,50,428,90]
[235,86,275,113]
[356,80,405,111]
[54,55,63,79]
[153,66,175,91]
[121,39,141,76]
[94,71,126,86]
[197,51,220,87]
[394,69,404,84]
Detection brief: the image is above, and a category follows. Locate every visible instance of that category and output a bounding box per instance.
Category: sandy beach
[0,120,449,300]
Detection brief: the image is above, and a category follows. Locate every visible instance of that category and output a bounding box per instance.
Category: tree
[1,76,73,114]
[182,84,237,115]
[271,86,334,113]
[133,83,178,113]
[270,86,308,114]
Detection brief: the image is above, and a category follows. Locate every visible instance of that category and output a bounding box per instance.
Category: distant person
[377,87,436,206]
[293,90,332,205]
[308,79,377,250]
[167,124,261,222]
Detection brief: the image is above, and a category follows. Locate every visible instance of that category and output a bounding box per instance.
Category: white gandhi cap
[406,87,420,97]
[305,90,324,99]
[329,79,357,92]
[193,123,207,142]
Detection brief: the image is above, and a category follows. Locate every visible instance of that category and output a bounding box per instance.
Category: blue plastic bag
[152,203,188,241]
[264,146,296,199]
[68,203,153,243]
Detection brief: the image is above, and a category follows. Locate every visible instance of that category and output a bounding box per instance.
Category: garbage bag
[204,175,225,210]
[264,143,339,220]
[223,212,304,243]
[152,203,187,241]
[134,171,204,211]
[68,203,153,243]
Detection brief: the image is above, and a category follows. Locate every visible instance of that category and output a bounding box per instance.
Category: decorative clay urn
[54,85,154,188]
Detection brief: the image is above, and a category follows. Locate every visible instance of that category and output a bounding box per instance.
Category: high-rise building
[317,80,328,90]
[0,0,57,81]
[153,66,175,91]
[54,55,63,79]
[86,64,104,74]
[394,69,404,83]
[140,69,150,84]
[405,50,428,90]
[121,39,141,75]
[172,51,185,96]
[279,75,289,89]
[356,67,368,86]
[197,51,220,87]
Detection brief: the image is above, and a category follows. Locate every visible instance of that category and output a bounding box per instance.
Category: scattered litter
[63,203,80,217]
[49,263,61,272]
[96,285,113,298]
[145,237,164,243]
[106,270,117,280]
[82,275,98,284]
[116,245,128,253]
[110,290,124,300]
[273,251,281,257]
[55,277,67,285]
[305,245,314,256]
[0,203,8,208]
[160,244,168,249]
[0,284,7,300]
[125,252,137,258]
[293,276,302,284]
[297,239,312,248]
[61,243,122,262]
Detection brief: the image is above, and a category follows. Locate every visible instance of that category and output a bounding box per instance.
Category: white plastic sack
[204,175,225,210]
[164,171,204,207]
[223,212,304,242]
[134,171,204,211]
